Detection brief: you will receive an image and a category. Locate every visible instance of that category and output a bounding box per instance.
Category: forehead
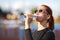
[37,6,47,10]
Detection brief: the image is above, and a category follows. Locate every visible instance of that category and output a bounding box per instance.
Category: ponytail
[49,16,54,30]
[42,5,54,30]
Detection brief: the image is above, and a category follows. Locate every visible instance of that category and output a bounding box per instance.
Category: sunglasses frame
[34,9,48,14]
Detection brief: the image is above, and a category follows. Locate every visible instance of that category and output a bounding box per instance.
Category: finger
[28,14,33,18]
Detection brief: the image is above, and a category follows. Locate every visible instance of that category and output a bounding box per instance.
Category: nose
[36,12,39,16]
[36,12,43,17]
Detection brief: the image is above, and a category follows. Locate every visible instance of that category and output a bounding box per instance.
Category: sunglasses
[34,9,48,14]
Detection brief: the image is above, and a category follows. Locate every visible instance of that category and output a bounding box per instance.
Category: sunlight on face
[36,6,50,22]
[36,6,48,16]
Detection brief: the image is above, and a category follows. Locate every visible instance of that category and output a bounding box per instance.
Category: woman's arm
[25,29,33,40]
[25,13,33,40]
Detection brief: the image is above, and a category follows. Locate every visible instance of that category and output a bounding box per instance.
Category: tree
[0,8,3,16]
[0,8,9,18]
[20,12,24,15]
[31,7,37,14]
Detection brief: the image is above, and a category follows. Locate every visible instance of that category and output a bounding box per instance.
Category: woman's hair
[42,5,54,30]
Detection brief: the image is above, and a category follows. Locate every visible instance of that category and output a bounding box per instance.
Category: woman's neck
[37,21,48,31]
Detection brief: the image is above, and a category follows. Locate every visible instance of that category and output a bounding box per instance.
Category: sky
[0,0,60,16]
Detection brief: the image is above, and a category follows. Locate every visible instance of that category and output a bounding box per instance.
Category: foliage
[31,7,37,14]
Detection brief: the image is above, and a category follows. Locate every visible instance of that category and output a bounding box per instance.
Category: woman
[25,5,55,40]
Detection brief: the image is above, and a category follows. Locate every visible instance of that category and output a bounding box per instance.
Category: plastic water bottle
[33,14,37,20]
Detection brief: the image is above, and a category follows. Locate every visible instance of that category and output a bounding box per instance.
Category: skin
[25,6,50,31]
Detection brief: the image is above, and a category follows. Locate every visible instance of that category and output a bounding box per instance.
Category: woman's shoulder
[42,29,55,40]
[46,28,54,35]
[48,29,54,34]
[45,29,55,37]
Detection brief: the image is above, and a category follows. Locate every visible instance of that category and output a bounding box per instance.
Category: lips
[36,16,44,22]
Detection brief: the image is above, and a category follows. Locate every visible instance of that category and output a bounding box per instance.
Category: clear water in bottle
[33,14,37,20]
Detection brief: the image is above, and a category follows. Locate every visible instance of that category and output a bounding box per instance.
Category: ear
[47,15,50,20]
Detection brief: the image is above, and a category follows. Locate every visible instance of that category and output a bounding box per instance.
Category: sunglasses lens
[34,10,43,13]
[39,10,43,13]
[35,10,37,13]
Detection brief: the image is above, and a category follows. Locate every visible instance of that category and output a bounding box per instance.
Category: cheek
[36,13,48,21]
[43,14,48,20]
[38,13,45,18]
[36,15,44,21]
[36,14,44,19]
[36,14,47,21]
[38,13,44,17]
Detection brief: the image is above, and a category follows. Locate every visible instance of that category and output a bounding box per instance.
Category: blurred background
[0,0,60,40]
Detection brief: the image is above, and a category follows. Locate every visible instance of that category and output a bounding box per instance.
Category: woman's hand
[24,13,33,29]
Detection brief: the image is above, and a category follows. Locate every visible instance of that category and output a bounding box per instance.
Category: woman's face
[35,6,50,22]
